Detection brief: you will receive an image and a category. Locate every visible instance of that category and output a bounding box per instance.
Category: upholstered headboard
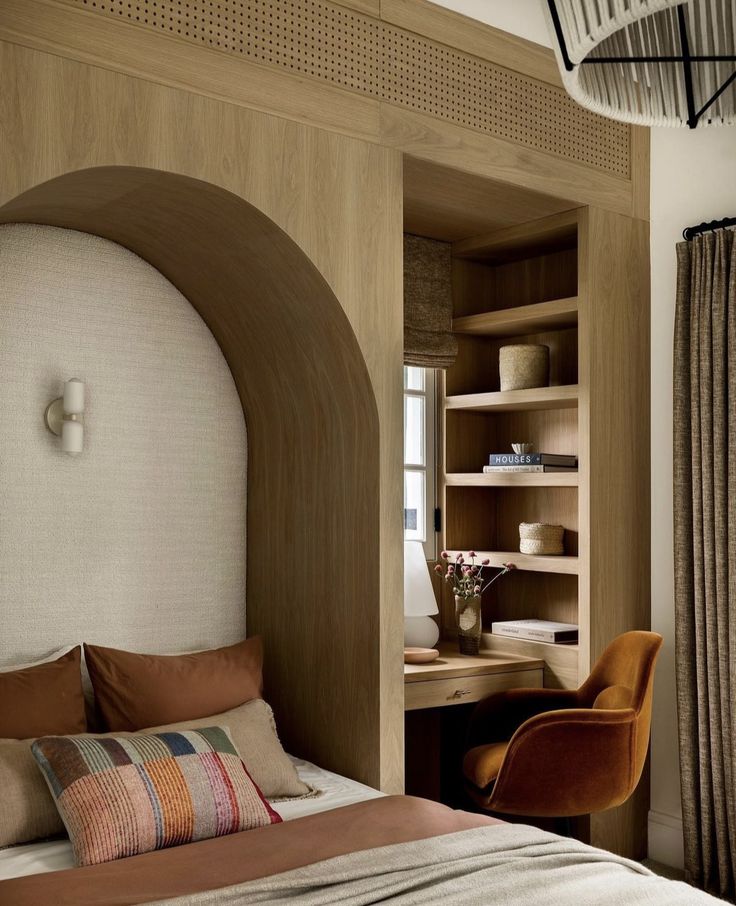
[0,224,247,665]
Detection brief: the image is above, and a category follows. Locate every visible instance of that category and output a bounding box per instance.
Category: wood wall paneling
[380,106,634,217]
[50,0,629,177]
[0,0,641,219]
[577,206,651,858]
[0,43,404,792]
[380,0,563,85]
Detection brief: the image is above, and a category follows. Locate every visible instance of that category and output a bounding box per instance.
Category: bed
[0,637,725,905]
[0,753,724,905]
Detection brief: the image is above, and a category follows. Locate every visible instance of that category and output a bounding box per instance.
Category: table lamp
[404,540,440,648]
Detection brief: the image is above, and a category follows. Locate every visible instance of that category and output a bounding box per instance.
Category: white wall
[432,0,736,868]
[648,128,736,867]
[428,0,551,45]
[0,225,247,666]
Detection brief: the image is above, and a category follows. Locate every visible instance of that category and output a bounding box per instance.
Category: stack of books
[483,453,577,473]
[491,619,579,644]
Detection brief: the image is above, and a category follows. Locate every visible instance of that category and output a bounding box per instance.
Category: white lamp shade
[63,378,85,415]
[404,541,438,617]
[61,419,83,455]
[546,0,736,127]
[404,616,440,648]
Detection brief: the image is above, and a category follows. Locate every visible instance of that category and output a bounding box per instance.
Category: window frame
[403,366,438,560]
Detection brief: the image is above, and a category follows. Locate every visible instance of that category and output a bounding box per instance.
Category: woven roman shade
[403,234,457,370]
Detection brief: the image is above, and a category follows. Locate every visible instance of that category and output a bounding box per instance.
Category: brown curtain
[674,230,736,902]
[403,234,457,369]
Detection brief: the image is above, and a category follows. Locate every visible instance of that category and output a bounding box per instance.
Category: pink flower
[468,550,477,558]
[456,555,464,564]
[482,558,490,566]
[434,564,443,574]
[503,562,517,571]
[441,551,449,560]
[474,585,481,594]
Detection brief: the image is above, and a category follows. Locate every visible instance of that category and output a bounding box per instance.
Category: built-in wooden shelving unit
[439,206,648,711]
[433,205,649,859]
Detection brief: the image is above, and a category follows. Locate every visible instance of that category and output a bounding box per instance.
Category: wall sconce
[44,379,85,455]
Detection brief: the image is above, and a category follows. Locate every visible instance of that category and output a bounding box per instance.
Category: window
[404,366,437,559]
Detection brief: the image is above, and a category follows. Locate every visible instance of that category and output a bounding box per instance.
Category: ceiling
[402,156,577,243]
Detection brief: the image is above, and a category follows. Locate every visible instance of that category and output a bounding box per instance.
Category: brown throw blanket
[0,797,499,906]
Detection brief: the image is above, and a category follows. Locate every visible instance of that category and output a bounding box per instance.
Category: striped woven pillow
[31,727,281,866]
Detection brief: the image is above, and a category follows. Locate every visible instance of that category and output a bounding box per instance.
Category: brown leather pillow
[0,647,86,738]
[84,638,264,731]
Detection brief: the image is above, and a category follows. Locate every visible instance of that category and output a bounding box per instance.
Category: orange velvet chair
[463,630,663,817]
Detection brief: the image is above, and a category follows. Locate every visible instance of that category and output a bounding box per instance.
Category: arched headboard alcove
[0,166,382,786]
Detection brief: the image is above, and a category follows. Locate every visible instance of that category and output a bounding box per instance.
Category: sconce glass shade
[61,419,83,455]
[45,378,86,455]
[63,378,85,415]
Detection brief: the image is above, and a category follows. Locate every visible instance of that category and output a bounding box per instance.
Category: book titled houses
[485,453,578,473]
[491,619,579,644]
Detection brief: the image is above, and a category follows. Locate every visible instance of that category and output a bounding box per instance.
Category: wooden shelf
[443,550,579,575]
[480,634,579,690]
[445,471,579,487]
[452,296,578,338]
[445,384,578,412]
[452,209,579,263]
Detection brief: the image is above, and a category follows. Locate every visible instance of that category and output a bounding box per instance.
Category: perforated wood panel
[66,0,630,177]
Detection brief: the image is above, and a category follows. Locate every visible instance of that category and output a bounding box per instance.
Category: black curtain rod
[683,217,736,241]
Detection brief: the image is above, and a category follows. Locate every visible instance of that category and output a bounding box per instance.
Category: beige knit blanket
[153,824,724,905]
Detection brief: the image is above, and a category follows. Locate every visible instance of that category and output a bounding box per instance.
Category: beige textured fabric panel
[0,224,247,666]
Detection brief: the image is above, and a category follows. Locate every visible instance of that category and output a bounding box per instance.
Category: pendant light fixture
[545,0,736,127]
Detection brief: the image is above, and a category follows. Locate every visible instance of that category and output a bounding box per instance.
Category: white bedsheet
[0,756,384,881]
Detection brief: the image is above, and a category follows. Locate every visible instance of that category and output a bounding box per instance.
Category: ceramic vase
[455,594,482,655]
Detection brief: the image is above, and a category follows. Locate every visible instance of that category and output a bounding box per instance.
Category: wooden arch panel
[0,166,381,785]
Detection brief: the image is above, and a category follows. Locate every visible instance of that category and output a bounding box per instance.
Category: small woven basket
[519,522,565,556]
[499,344,550,391]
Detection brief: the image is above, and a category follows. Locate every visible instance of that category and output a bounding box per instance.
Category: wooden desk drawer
[404,667,543,711]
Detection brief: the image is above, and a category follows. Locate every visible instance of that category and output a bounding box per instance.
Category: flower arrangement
[434,551,515,599]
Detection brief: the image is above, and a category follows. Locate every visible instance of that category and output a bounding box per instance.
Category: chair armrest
[487,708,638,817]
[467,687,581,749]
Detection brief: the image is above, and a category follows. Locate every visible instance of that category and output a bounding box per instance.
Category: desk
[404,643,544,803]
[404,643,544,710]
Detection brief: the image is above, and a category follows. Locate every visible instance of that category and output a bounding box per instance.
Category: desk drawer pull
[451,688,472,698]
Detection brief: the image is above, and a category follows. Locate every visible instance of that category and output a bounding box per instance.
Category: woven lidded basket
[519,522,565,556]
[499,344,550,391]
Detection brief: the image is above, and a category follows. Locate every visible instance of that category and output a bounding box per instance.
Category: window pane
[404,469,426,542]
[404,366,425,392]
[404,394,425,466]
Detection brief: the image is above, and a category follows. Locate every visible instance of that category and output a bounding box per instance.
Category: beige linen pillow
[0,698,314,848]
